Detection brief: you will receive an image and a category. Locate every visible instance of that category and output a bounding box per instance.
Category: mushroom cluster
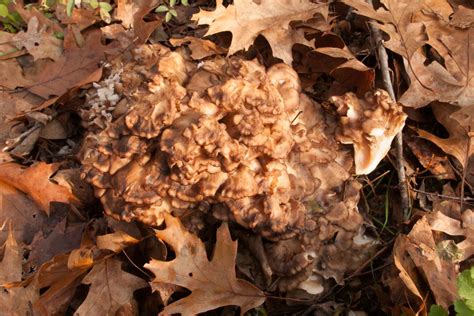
[79,44,404,293]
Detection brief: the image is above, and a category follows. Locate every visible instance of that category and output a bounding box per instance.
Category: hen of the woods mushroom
[79,44,406,294]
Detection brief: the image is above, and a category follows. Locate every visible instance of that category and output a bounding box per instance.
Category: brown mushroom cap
[79,44,379,294]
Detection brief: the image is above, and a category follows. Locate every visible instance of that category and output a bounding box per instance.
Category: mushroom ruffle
[80,44,393,293]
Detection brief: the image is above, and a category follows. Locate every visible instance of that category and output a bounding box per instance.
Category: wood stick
[366,0,411,219]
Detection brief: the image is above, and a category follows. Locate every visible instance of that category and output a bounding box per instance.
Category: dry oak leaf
[0,228,39,315]
[0,226,22,285]
[414,102,473,169]
[342,0,474,107]
[145,214,266,315]
[404,216,458,309]
[24,29,118,99]
[31,253,89,315]
[192,0,328,64]
[12,16,63,61]
[428,210,474,262]
[0,180,47,246]
[399,25,474,108]
[0,162,79,215]
[26,217,85,271]
[96,231,140,253]
[340,0,428,60]
[74,258,147,316]
[115,0,161,44]
[170,36,227,60]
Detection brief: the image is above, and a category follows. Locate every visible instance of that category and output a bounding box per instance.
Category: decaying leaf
[75,258,147,315]
[12,16,63,61]
[145,214,266,315]
[406,135,456,180]
[0,226,22,285]
[26,217,85,271]
[342,0,474,107]
[414,102,473,169]
[170,36,227,60]
[391,200,473,310]
[96,231,139,253]
[31,253,89,315]
[392,235,424,302]
[0,180,47,245]
[400,26,474,108]
[23,29,118,99]
[428,210,474,262]
[0,162,78,214]
[405,217,458,309]
[193,0,327,64]
[114,0,161,44]
[341,0,427,61]
[0,227,39,315]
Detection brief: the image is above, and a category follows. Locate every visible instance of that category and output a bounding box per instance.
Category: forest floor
[0,1,473,315]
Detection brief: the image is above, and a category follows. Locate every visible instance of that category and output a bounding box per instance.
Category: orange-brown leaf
[145,214,265,315]
[0,162,78,214]
[23,29,118,99]
[75,258,147,315]
[192,0,327,64]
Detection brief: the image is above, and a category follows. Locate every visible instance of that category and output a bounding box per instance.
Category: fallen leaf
[0,162,79,214]
[342,0,474,107]
[22,29,118,99]
[341,0,427,60]
[392,235,424,302]
[96,231,139,253]
[406,135,456,180]
[150,281,181,306]
[399,25,474,107]
[0,226,39,315]
[26,217,85,271]
[145,214,265,315]
[450,105,474,132]
[314,47,374,94]
[450,5,474,29]
[414,102,473,169]
[405,216,458,309]
[0,283,39,316]
[13,1,63,33]
[115,0,161,44]
[0,31,23,60]
[12,16,63,61]
[75,258,147,315]
[0,59,31,90]
[0,226,22,285]
[31,253,89,315]
[170,36,227,60]
[68,247,94,270]
[55,5,99,30]
[193,0,328,64]
[428,210,474,261]
[0,180,47,245]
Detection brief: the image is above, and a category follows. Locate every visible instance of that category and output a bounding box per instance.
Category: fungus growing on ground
[79,44,404,293]
[330,90,407,175]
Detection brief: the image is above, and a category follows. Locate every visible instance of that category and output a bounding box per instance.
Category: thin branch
[410,188,474,204]
[460,129,473,210]
[366,0,411,220]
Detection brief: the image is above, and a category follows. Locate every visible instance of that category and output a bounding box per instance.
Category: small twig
[2,122,42,152]
[410,188,474,203]
[366,0,411,220]
[460,129,473,210]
